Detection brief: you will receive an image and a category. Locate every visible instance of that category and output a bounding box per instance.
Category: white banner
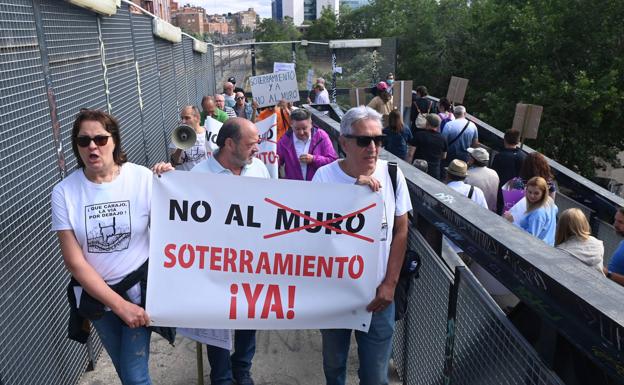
[256,114,278,179]
[273,62,295,73]
[146,172,383,331]
[204,116,221,156]
[249,70,300,108]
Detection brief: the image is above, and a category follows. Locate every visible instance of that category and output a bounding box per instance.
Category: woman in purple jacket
[277,109,337,181]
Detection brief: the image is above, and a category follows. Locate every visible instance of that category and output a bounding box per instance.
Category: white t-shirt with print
[312,159,412,285]
[51,162,151,290]
[168,132,209,171]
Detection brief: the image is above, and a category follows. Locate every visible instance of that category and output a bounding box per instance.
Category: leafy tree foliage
[320,0,624,176]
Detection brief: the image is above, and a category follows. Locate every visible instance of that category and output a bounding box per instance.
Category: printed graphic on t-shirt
[183,144,207,163]
[85,200,132,253]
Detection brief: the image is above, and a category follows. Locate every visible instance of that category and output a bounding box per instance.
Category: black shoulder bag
[388,162,422,321]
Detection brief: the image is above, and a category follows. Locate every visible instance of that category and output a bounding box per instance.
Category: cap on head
[446,159,468,178]
[467,147,490,163]
[227,76,236,84]
[376,81,389,92]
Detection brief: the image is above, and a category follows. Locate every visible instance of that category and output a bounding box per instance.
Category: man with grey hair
[312,105,411,385]
[169,105,208,171]
[441,105,479,168]
[410,113,448,180]
[215,93,236,118]
[223,81,236,108]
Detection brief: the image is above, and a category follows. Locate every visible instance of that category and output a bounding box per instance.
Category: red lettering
[242,283,264,318]
[349,255,364,279]
[295,254,301,276]
[261,284,284,319]
[286,285,295,319]
[240,250,253,273]
[256,251,271,274]
[164,243,176,268]
[223,248,237,272]
[179,244,194,268]
[273,253,293,275]
[197,245,209,269]
[210,246,223,271]
[229,284,238,319]
[302,255,315,277]
[335,256,349,278]
[317,256,333,277]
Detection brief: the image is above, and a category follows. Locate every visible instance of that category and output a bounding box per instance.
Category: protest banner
[391,80,413,111]
[249,70,300,108]
[512,103,543,140]
[255,113,278,179]
[446,76,469,104]
[146,172,383,331]
[273,62,295,73]
[204,116,221,156]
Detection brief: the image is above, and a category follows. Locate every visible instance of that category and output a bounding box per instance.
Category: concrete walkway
[78,330,401,385]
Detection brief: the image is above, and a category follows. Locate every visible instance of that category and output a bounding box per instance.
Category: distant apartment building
[171,5,205,35]
[281,0,304,25]
[235,8,257,31]
[272,0,283,21]
[274,0,338,25]
[130,0,172,21]
[205,21,228,34]
[340,0,370,10]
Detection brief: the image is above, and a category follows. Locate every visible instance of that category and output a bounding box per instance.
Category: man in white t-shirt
[192,117,268,385]
[312,106,411,385]
[169,106,209,171]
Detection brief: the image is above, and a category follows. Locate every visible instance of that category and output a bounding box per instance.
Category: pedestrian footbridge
[0,1,622,385]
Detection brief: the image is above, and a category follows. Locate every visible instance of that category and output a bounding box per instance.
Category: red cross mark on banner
[263,197,377,243]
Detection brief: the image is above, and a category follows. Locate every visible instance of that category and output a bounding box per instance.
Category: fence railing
[0,1,214,384]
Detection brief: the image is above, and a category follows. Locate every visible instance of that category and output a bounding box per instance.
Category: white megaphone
[171,124,197,150]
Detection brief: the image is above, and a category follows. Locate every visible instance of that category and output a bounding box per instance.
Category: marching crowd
[51,77,623,385]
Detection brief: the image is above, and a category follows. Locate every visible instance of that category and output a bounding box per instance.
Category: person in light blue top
[504,176,558,246]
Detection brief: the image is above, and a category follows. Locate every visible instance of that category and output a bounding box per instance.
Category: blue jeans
[321,303,395,385]
[206,330,256,385]
[92,311,152,385]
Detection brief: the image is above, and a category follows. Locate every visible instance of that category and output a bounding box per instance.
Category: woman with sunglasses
[51,110,166,384]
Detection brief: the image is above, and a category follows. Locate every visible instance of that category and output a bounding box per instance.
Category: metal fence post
[31,0,67,179]
[251,44,256,76]
[442,267,461,385]
[292,41,297,67]
[331,49,337,103]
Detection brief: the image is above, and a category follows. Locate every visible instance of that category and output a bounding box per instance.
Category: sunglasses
[235,96,244,100]
[343,134,385,147]
[75,135,112,147]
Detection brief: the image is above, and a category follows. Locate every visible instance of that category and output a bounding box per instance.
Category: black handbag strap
[448,120,471,146]
[388,161,398,200]
[468,185,474,199]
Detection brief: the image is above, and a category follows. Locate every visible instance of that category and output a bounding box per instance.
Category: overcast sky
[183,0,272,19]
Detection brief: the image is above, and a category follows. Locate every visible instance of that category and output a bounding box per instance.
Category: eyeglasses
[235,97,244,100]
[343,134,385,147]
[75,135,112,147]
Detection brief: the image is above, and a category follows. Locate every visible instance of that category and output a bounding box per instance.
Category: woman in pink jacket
[277,109,337,181]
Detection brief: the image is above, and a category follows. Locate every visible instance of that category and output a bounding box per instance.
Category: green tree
[304,7,338,40]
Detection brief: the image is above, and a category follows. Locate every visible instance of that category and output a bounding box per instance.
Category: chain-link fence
[0,1,214,384]
[212,38,397,105]
[390,228,564,385]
